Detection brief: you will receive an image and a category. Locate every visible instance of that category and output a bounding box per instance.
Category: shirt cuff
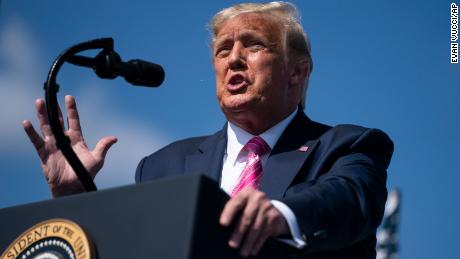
[271,200,306,249]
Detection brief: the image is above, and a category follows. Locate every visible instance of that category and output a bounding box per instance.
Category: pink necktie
[231,136,271,197]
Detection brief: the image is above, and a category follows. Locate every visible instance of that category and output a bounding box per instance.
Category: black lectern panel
[0,175,290,258]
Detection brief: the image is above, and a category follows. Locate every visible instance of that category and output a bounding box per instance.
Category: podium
[0,175,290,258]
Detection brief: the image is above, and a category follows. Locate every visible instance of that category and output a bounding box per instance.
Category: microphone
[67,49,165,87]
[117,59,165,87]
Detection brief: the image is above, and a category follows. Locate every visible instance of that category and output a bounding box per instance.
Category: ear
[288,60,310,87]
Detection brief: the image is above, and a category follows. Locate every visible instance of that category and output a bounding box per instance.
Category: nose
[228,42,246,70]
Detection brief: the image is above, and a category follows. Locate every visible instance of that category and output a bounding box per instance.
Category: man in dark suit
[23,2,393,258]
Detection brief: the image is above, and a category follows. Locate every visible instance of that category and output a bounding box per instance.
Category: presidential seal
[1,219,95,259]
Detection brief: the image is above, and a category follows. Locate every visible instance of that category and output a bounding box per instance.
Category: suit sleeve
[282,128,394,253]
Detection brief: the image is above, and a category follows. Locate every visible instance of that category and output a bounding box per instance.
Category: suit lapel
[259,110,321,200]
[182,110,325,198]
[184,126,227,183]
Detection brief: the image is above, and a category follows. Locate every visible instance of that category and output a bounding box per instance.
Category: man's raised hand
[22,95,117,197]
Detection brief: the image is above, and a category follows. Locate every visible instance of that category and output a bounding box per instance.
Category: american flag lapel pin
[298,145,309,152]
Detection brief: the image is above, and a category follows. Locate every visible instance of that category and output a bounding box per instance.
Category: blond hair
[209,1,313,107]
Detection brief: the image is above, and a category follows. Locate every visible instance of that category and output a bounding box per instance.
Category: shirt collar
[226,107,299,165]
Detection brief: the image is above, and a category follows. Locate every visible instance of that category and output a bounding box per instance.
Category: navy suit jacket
[135,109,394,259]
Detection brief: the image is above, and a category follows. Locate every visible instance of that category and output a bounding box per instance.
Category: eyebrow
[214,37,232,48]
[214,30,267,47]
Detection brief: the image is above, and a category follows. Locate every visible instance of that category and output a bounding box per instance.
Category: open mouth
[227,74,248,92]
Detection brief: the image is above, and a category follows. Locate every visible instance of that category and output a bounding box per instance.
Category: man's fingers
[221,190,280,257]
[240,210,266,257]
[226,189,262,253]
[250,210,271,256]
[35,98,53,138]
[237,191,271,256]
[23,120,46,162]
[220,193,248,227]
[65,95,82,133]
[93,136,118,161]
[58,104,65,129]
[252,208,288,255]
[229,202,258,251]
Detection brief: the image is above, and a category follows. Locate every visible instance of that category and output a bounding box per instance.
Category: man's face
[213,13,300,133]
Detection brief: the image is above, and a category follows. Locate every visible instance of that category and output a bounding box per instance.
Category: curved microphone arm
[44,38,115,192]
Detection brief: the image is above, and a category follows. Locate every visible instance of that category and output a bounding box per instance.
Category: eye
[215,46,231,57]
[246,40,265,51]
[214,41,234,57]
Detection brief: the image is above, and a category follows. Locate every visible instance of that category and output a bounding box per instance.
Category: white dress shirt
[220,107,306,249]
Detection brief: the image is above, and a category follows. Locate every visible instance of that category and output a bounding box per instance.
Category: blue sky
[0,1,458,258]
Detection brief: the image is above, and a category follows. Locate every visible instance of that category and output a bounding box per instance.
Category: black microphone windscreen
[125,60,165,87]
